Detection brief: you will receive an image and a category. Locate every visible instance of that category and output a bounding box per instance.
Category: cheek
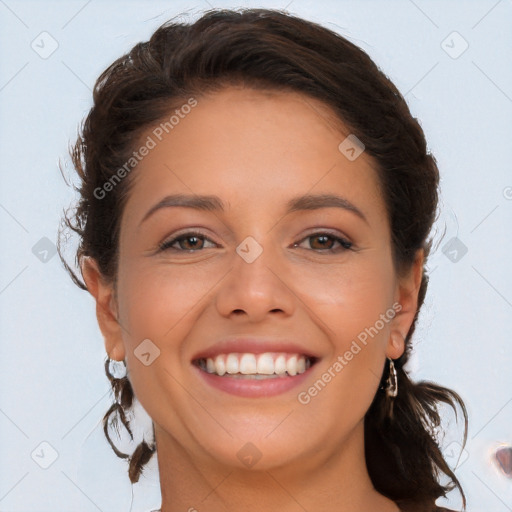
[293,253,396,418]
[117,261,217,346]
[115,262,221,429]
[293,254,396,343]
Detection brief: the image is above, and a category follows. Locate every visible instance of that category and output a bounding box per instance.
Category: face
[85,86,420,472]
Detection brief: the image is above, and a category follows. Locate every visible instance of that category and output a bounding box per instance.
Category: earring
[382,357,398,421]
[103,356,158,483]
[103,357,134,459]
[385,357,398,398]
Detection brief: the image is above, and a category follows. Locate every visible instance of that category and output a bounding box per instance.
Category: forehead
[120,86,386,228]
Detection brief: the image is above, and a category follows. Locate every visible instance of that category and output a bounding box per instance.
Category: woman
[58,8,468,512]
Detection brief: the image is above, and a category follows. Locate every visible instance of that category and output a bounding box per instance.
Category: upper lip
[191,337,321,361]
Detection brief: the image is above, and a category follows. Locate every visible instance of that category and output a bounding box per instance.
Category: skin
[82,86,423,512]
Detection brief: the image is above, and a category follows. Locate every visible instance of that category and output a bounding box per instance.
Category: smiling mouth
[193,352,318,379]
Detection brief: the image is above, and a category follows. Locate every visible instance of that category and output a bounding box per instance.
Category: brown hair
[58,7,468,509]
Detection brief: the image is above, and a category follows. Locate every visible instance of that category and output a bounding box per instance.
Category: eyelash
[157,230,353,254]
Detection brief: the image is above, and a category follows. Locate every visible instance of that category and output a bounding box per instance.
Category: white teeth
[226,353,239,374]
[239,353,257,374]
[206,358,215,373]
[286,355,298,376]
[297,356,306,374]
[256,353,275,375]
[201,352,311,377]
[215,354,226,376]
[274,354,287,375]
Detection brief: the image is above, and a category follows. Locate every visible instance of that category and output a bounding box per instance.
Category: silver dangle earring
[385,357,398,398]
[382,357,398,421]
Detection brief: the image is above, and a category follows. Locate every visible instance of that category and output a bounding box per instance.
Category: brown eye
[176,235,204,250]
[310,234,336,250]
[158,232,216,252]
[295,233,352,253]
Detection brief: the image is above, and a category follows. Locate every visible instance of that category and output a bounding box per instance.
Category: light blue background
[1,1,511,511]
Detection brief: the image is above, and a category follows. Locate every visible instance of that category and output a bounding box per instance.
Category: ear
[387,249,424,360]
[81,256,126,362]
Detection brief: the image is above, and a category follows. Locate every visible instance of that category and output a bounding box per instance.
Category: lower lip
[192,363,315,398]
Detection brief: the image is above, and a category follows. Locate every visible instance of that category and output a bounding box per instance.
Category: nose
[214,240,296,323]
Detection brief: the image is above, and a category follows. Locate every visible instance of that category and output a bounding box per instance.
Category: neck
[154,421,399,512]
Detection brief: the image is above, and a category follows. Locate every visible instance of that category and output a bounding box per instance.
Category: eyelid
[294,229,353,250]
[299,227,351,241]
[158,229,218,251]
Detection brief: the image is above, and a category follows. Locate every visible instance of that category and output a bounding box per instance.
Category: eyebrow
[138,192,367,227]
